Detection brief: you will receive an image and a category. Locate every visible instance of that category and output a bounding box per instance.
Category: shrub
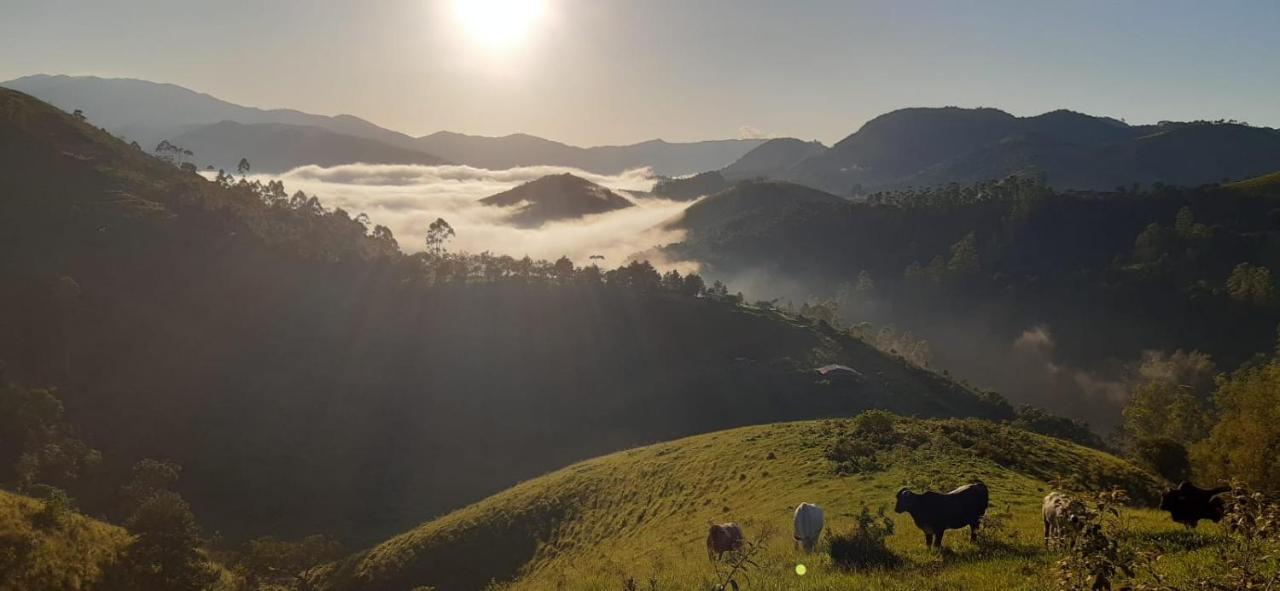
[29,485,73,530]
[827,506,899,570]
[1053,490,1136,591]
[851,410,896,436]
[1133,437,1190,482]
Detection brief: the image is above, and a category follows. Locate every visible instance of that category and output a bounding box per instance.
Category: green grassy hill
[310,415,1214,591]
[0,491,128,591]
[0,490,240,591]
[1225,169,1280,193]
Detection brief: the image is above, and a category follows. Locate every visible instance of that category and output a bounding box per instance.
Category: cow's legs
[970,523,979,542]
[935,530,945,549]
[924,531,933,547]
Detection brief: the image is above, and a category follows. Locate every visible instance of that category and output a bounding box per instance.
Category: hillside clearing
[313,416,1229,591]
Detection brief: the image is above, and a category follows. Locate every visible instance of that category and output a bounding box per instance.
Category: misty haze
[2,1,1280,591]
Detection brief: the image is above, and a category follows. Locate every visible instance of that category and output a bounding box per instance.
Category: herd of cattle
[706,481,1233,559]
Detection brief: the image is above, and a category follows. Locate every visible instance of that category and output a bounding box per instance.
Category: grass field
[313,415,1233,591]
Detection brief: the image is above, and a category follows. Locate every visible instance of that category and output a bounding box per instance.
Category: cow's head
[894,487,914,513]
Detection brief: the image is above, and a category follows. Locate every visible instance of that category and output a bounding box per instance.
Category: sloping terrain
[1,74,419,152]
[172,120,450,173]
[416,132,764,177]
[0,88,1011,547]
[1226,169,1280,193]
[3,75,764,176]
[664,177,1280,428]
[651,139,828,199]
[480,173,635,226]
[0,491,130,591]
[669,181,850,238]
[720,137,828,180]
[782,107,1280,194]
[311,415,1168,591]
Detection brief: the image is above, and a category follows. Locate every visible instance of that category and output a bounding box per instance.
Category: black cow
[895,482,989,548]
[1160,481,1230,528]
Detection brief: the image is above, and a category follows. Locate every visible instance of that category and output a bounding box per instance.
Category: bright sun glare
[453,0,545,50]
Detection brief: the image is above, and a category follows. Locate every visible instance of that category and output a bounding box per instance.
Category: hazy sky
[2,0,1277,146]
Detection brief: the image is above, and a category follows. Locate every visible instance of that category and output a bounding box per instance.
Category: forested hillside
[0,89,1013,549]
[667,177,1280,427]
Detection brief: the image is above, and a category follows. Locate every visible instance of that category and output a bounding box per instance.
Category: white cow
[1042,492,1085,549]
[793,502,824,552]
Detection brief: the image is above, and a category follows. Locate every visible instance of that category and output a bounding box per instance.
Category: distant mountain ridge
[416,130,766,176]
[1,74,418,152]
[0,74,763,175]
[784,106,1280,194]
[173,121,450,172]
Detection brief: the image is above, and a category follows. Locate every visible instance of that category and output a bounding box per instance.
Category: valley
[3,5,1280,588]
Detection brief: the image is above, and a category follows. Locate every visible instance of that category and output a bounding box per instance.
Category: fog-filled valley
[4,5,1280,589]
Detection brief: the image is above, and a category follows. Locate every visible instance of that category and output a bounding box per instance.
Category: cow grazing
[706,523,744,560]
[1042,492,1085,548]
[793,502,824,552]
[1160,482,1230,528]
[895,482,989,549]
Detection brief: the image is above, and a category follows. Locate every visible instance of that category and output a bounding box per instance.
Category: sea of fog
[244,164,695,268]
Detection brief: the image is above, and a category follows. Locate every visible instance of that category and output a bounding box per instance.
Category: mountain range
[791,107,1280,194]
[0,75,764,175]
[658,108,1280,197]
[7,75,1278,194]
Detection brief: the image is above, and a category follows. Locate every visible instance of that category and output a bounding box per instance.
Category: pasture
[313,416,1233,591]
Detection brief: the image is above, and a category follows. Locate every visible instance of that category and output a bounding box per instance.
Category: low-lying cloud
[251,163,694,268]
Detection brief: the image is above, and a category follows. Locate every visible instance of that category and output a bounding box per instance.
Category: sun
[453,0,545,50]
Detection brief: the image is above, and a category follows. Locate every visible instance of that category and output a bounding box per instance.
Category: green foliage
[1122,383,1210,445]
[865,176,1051,210]
[827,506,899,570]
[0,384,99,495]
[28,485,73,530]
[1132,438,1190,483]
[235,534,343,589]
[947,232,981,276]
[0,490,131,591]
[1191,361,1280,491]
[1011,405,1105,449]
[118,458,182,519]
[101,490,219,591]
[1053,490,1135,591]
[847,323,933,368]
[1226,262,1276,305]
[1180,485,1280,589]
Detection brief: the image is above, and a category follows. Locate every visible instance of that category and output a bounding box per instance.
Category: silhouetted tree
[100,491,217,591]
[425,218,455,257]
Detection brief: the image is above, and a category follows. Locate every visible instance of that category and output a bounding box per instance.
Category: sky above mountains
[3,0,1278,146]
